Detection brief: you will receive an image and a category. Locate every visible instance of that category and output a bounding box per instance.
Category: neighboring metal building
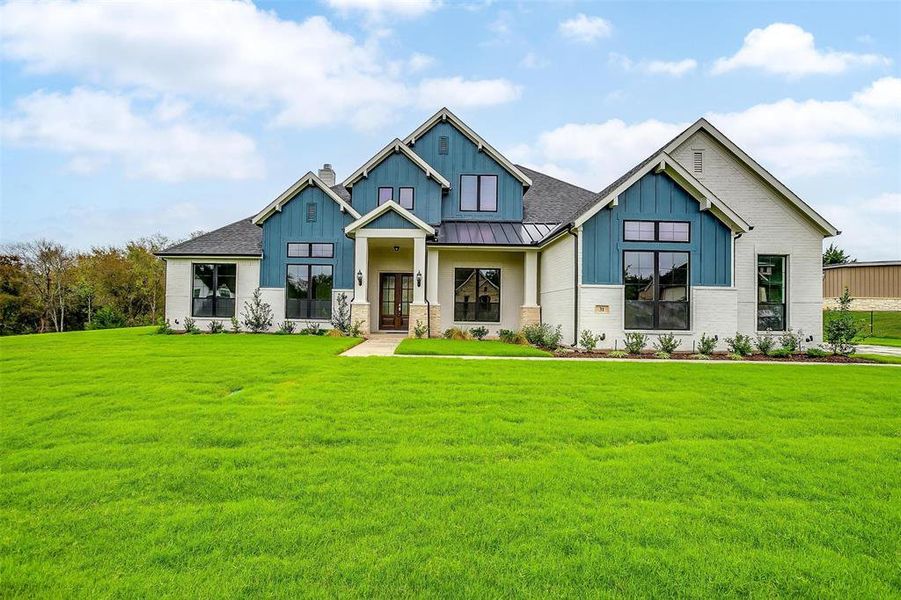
[823,261,901,310]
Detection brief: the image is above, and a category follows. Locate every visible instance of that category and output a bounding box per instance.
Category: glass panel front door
[379,273,412,330]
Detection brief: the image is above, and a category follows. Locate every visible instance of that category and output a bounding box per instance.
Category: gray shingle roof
[157,217,262,257]
[519,165,597,224]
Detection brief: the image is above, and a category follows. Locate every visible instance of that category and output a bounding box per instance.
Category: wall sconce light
[356,270,363,286]
[416,270,422,287]
[393,245,400,252]
[599,333,606,341]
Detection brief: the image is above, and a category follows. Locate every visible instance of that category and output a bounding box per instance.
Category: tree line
[0,234,179,336]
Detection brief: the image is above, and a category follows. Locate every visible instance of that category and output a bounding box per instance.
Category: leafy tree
[243,288,273,333]
[824,288,861,355]
[823,243,853,266]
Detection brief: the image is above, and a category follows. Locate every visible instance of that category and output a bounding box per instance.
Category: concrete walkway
[857,344,901,357]
[341,333,406,357]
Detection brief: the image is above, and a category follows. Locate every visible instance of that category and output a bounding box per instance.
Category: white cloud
[415,77,522,108]
[820,194,901,261]
[0,0,519,132]
[852,76,901,110]
[519,52,549,69]
[558,14,612,43]
[323,0,441,19]
[407,52,436,73]
[0,88,263,182]
[609,53,697,77]
[712,23,891,77]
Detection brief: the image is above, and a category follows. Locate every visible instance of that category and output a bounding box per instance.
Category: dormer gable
[252,171,359,225]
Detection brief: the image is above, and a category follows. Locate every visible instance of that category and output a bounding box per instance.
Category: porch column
[408,235,428,336]
[521,250,540,327]
[427,248,441,338]
[351,236,370,336]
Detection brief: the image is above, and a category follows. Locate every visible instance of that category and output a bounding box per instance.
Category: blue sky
[1,0,899,259]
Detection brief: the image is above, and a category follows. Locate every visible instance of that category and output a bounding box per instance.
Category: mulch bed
[554,350,878,363]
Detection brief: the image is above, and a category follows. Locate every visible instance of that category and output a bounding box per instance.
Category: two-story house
[159,108,839,347]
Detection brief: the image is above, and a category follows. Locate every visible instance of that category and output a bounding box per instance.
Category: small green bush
[300,322,323,335]
[443,327,471,340]
[697,333,717,355]
[208,320,224,334]
[521,323,563,349]
[806,347,829,358]
[277,321,296,335]
[86,306,127,330]
[623,332,648,355]
[725,333,753,356]
[755,332,776,355]
[768,347,792,359]
[654,332,681,354]
[499,329,528,345]
[156,319,173,335]
[824,289,861,355]
[349,320,364,337]
[608,350,628,358]
[243,288,273,333]
[728,353,744,361]
[470,326,489,340]
[183,317,200,334]
[579,329,599,351]
[691,353,711,360]
[230,316,241,333]
[654,351,671,360]
[326,328,345,337]
[413,320,428,339]
[779,328,803,352]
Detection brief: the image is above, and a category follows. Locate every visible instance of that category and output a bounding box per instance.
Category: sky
[1,0,899,260]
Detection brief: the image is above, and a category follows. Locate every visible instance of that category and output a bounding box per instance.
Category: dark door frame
[379,272,413,331]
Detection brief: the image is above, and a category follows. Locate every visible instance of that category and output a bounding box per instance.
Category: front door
[379,273,413,331]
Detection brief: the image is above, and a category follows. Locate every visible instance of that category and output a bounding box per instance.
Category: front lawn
[2,328,899,597]
[860,337,901,348]
[825,310,901,340]
[396,338,551,357]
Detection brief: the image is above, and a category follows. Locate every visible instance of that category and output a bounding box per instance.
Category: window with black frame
[757,255,786,330]
[286,265,333,320]
[454,268,500,322]
[623,251,689,330]
[460,175,498,211]
[192,263,237,317]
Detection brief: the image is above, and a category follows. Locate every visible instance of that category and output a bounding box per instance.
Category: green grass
[855,353,901,364]
[860,337,901,348]
[396,338,551,357]
[2,328,899,597]
[825,310,901,340]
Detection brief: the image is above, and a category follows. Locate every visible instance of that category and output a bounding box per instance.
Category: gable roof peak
[252,171,360,225]
[341,137,450,190]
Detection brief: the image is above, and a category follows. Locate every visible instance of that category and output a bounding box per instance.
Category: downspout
[568,226,579,347]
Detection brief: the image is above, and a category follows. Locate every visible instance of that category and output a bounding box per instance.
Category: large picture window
[286,265,333,320]
[460,175,498,212]
[757,255,786,331]
[192,263,237,317]
[454,268,501,322]
[623,251,689,330]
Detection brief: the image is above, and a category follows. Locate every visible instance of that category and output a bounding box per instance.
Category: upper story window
[287,242,334,258]
[757,255,786,331]
[192,263,236,318]
[460,174,497,212]
[378,187,393,205]
[398,187,414,210]
[623,220,689,243]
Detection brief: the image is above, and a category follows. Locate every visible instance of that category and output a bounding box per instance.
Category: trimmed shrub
[579,329,599,351]
[697,333,717,355]
[243,288,273,333]
[521,323,563,349]
[728,353,744,361]
[779,328,803,352]
[806,347,829,358]
[443,327,471,340]
[725,333,753,356]
[208,320,224,334]
[277,321,296,335]
[623,332,648,355]
[691,353,711,360]
[754,332,776,355]
[470,326,489,340]
[413,320,428,339]
[183,317,200,334]
[654,351,671,360]
[768,347,792,358]
[654,332,681,354]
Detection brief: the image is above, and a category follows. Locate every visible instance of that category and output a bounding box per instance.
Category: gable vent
[306,202,318,222]
[693,151,703,174]
[438,135,449,155]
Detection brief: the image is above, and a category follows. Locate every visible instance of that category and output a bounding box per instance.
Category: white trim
[573,152,751,233]
[403,108,533,188]
[252,171,360,225]
[344,201,435,235]
[357,229,427,239]
[341,138,451,189]
[427,244,535,252]
[664,119,839,237]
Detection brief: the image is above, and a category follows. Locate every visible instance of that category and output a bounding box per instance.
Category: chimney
[318,163,336,187]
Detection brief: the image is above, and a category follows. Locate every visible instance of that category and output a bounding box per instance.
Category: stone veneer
[824,297,901,311]
[408,303,428,337]
[350,302,370,337]
[520,305,541,328]
[428,305,442,338]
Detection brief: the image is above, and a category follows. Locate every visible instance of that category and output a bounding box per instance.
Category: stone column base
[428,304,442,338]
[350,302,370,337]
[520,305,541,328]
[408,303,428,337]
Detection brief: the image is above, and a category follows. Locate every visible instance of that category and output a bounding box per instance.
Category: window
[623,220,689,242]
[623,251,689,330]
[398,187,414,210]
[438,135,449,155]
[286,265,333,320]
[757,255,786,331]
[693,151,703,173]
[192,263,237,318]
[454,268,500,322]
[306,202,317,222]
[287,243,333,258]
[460,175,498,212]
[378,187,393,205]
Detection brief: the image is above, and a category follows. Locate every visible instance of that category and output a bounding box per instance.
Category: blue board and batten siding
[582,172,732,285]
[409,122,524,222]
[260,186,355,289]
[349,152,444,225]
[366,210,419,229]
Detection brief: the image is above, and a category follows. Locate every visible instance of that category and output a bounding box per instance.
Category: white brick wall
[539,234,576,344]
[164,258,261,331]
[671,130,826,342]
